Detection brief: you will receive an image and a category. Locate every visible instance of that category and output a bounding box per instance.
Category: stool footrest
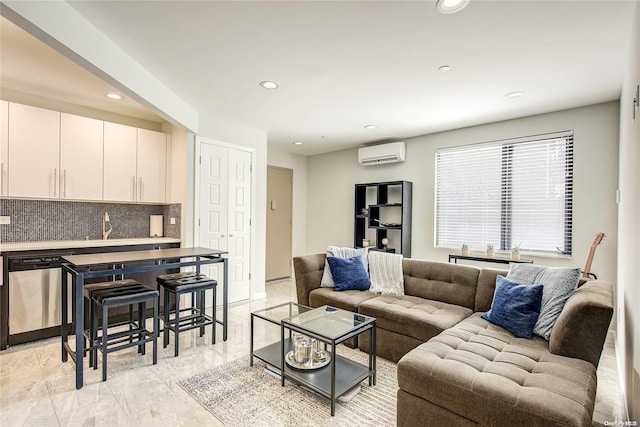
[165,313,215,330]
[96,331,155,354]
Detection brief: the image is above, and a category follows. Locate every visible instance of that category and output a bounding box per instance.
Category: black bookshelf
[354,181,412,257]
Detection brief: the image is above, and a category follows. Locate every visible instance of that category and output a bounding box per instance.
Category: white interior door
[198,141,252,305]
[227,149,252,302]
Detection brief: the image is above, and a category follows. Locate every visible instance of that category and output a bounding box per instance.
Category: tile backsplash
[0,199,181,242]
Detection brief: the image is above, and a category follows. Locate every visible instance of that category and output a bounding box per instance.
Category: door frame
[266,165,293,281]
[194,136,256,300]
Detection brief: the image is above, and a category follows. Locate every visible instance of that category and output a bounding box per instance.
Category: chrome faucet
[102,212,113,240]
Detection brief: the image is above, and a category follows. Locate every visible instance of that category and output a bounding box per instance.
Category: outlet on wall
[0,216,10,225]
[170,217,176,225]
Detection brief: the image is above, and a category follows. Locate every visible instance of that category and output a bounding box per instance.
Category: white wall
[307,102,620,283]
[617,1,640,419]
[267,147,308,257]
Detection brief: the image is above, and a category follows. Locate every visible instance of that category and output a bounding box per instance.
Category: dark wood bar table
[60,247,228,389]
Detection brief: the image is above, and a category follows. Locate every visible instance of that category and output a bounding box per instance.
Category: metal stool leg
[92,298,98,370]
[152,297,158,365]
[174,291,180,357]
[138,301,146,356]
[102,306,109,382]
[212,285,216,345]
[163,286,170,348]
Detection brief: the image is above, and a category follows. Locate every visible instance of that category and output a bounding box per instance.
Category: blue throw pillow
[481,276,543,338]
[326,256,371,291]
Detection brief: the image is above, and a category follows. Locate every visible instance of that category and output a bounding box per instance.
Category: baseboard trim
[252,292,267,300]
[611,330,631,421]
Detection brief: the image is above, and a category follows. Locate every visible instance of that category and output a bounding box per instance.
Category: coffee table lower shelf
[253,340,373,402]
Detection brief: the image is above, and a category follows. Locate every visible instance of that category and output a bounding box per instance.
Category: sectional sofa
[293,253,614,427]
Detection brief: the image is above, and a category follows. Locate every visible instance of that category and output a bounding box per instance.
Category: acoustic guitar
[582,232,605,279]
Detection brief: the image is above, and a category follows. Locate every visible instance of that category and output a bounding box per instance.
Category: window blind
[435,131,573,255]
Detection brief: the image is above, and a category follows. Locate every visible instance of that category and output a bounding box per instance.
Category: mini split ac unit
[358,141,406,166]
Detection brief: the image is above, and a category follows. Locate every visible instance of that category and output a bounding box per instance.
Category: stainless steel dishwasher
[8,254,72,339]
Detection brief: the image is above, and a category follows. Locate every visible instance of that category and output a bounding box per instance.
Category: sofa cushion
[358,295,473,342]
[308,287,378,312]
[507,264,581,340]
[481,276,543,338]
[321,246,369,287]
[402,259,480,310]
[397,313,597,427]
[326,255,371,291]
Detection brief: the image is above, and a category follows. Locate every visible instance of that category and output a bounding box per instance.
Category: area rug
[178,346,397,426]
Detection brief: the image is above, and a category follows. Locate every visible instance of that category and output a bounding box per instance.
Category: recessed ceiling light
[364,125,377,130]
[436,0,470,14]
[439,65,451,72]
[259,80,279,89]
[505,91,526,99]
[105,92,123,100]
[292,141,303,146]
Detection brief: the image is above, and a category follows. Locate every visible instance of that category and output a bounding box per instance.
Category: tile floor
[0,278,626,426]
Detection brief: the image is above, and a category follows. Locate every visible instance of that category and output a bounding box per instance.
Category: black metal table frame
[249,301,311,368]
[280,308,376,416]
[61,250,228,389]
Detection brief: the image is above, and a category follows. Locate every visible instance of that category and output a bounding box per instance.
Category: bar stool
[90,283,159,381]
[156,273,217,357]
[83,279,140,368]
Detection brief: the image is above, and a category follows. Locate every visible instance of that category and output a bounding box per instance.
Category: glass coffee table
[250,302,313,368]
[250,303,377,416]
[281,305,376,416]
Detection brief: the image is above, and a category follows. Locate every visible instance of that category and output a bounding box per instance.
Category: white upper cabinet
[104,122,137,202]
[3,102,168,203]
[60,113,104,200]
[0,101,8,196]
[137,128,167,203]
[8,103,60,198]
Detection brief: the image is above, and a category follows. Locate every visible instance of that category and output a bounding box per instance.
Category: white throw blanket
[368,250,404,296]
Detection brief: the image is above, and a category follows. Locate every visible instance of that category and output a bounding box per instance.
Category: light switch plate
[0,216,10,225]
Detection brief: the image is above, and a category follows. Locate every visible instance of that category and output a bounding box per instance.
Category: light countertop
[0,237,181,252]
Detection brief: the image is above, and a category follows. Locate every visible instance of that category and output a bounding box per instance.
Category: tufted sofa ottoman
[357,295,473,363]
[398,313,600,427]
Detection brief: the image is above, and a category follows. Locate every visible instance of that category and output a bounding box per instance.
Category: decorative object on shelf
[381,237,389,249]
[361,208,369,217]
[286,332,330,370]
[372,219,401,227]
[362,238,371,247]
[486,244,495,258]
[511,244,521,261]
[461,243,470,256]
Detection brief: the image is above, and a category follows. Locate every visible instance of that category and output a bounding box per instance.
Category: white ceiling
[1,1,636,156]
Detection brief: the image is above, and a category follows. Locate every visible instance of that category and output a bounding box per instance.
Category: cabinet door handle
[220,234,225,238]
[62,169,67,198]
[229,234,234,238]
[0,162,4,194]
[131,176,136,201]
[53,168,57,197]
[139,177,144,201]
